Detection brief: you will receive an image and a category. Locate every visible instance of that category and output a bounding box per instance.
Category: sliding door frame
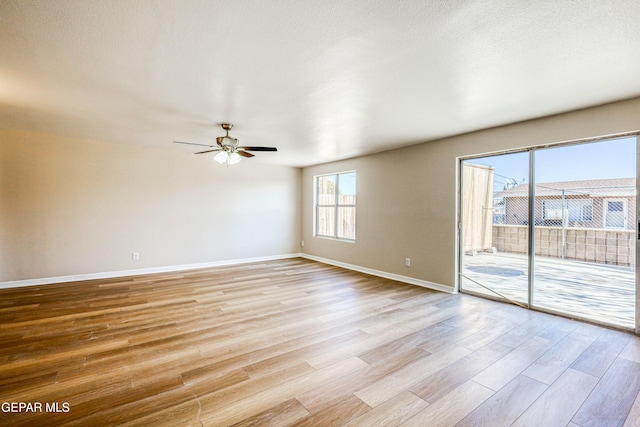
[528,149,535,309]
[457,132,640,333]
[636,136,640,334]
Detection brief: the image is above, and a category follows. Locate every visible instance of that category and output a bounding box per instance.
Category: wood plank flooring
[1,258,640,426]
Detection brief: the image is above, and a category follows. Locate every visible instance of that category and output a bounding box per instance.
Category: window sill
[314,235,356,243]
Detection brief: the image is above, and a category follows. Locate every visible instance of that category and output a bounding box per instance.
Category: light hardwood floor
[2,258,640,426]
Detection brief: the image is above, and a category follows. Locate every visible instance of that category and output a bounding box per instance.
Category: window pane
[317,207,335,236]
[338,172,356,205]
[318,176,336,205]
[608,201,623,212]
[315,172,356,240]
[337,207,356,239]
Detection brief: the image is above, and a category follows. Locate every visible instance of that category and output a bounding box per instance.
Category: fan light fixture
[214,151,229,164]
[228,152,242,164]
[213,150,242,165]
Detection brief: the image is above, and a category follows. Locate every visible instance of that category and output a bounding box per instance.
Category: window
[315,171,356,240]
[581,204,593,221]
[542,199,593,223]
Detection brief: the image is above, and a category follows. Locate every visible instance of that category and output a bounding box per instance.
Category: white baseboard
[0,253,303,289]
[1,253,454,295]
[301,254,455,294]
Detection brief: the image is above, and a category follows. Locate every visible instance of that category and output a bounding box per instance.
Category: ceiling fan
[173,123,277,165]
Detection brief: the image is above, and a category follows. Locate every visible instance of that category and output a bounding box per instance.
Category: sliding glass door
[459,136,638,330]
[532,138,636,328]
[460,151,530,306]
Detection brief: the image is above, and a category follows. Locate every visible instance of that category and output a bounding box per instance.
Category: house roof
[497,178,636,198]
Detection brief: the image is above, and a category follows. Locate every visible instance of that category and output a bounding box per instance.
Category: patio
[461,251,635,329]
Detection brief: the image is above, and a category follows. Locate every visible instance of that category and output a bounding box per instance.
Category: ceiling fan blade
[239,146,278,152]
[173,141,215,148]
[194,149,221,154]
[237,150,255,158]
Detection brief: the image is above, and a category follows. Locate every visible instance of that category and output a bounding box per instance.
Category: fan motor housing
[216,136,239,148]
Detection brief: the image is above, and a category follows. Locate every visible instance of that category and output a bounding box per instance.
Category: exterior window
[542,199,593,223]
[315,171,356,240]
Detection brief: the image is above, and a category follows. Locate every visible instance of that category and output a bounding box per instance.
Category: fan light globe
[213,151,228,164]
[228,152,242,165]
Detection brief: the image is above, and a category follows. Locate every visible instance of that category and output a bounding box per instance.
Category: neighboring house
[495,178,636,230]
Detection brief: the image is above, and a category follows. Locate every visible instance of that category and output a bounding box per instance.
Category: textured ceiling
[1,0,640,167]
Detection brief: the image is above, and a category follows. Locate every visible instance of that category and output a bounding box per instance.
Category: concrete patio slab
[461,252,635,329]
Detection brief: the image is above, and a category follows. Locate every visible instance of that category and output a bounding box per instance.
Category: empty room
[3,1,640,426]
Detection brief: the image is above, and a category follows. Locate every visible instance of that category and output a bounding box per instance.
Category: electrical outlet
[301,240,305,247]
[132,252,140,261]
[405,258,411,267]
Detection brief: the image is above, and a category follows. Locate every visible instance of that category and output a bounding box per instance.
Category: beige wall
[1,129,301,282]
[301,97,640,291]
[4,97,640,287]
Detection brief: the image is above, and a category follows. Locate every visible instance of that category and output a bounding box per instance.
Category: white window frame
[314,171,356,241]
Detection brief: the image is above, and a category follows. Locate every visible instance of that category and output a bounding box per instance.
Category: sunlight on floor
[461,252,635,329]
